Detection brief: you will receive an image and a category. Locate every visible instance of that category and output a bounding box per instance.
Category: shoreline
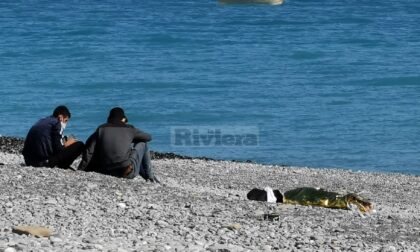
[0,136,249,163]
[1,136,417,177]
[1,136,420,251]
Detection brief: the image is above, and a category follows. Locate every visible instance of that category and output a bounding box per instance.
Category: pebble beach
[0,137,419,252]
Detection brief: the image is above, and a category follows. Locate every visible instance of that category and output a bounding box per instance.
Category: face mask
[61,122,67,132]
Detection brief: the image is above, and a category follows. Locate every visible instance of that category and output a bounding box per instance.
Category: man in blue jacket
[22,105,84,169]
[78,107,159,183]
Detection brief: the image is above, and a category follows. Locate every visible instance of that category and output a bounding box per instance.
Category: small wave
[290,50,324,60]
[64,28,109,36]
[219,0,284,6]
[364,76,420,87]
[143,34,192,45]
[326,100,352,106]
[0,51,24,58]
[331,17,374,25]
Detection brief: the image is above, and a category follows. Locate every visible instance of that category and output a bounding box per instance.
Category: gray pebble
[380,245,397,252]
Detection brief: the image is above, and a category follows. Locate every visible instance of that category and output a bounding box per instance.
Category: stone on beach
[12,226,52,237]
[224,223,241,231]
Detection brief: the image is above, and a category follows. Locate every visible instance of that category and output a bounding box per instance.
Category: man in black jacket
[22,105,84,168]
[78,107,159,182]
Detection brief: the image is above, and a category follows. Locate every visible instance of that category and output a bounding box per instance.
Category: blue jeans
[126,142,153,180]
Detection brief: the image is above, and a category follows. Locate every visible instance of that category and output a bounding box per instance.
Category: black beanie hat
[107,107,128,123]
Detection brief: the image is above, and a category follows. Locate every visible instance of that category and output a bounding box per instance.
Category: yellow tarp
[283,187,373,213]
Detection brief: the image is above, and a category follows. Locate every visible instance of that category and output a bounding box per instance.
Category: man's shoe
[148,176,161,184]
[40,160,53,168]
[68,166,77,171]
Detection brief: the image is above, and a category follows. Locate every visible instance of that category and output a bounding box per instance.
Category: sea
[1,0,420,175]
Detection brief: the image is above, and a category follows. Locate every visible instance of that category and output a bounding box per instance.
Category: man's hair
[53,105,71,119]
[107,107,128,124]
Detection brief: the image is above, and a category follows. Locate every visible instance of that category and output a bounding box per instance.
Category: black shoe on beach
[148,176,161,184]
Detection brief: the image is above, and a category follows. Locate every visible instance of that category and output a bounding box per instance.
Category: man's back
[92,122,151,173]
[22,116,63,163]
[78,107,157,181]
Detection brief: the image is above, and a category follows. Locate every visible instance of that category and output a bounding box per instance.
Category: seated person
[78,107,159,183]
[22,105,84,169]
[247,187,373,213]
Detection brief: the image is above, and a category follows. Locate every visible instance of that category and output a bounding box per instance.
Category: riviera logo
[171,126,259,147]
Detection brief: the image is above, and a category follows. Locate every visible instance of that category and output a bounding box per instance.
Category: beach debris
[380,245,397,252]
[254,210,265,216]
[117,202,127,208]
[12,226,52,237]
[86,182,98,189]
[263,213,281,221]
[248,187,374,213]
[253,209,281,221]
[224,223,241,230]
[44,198,58,205]
[49,236,63,244]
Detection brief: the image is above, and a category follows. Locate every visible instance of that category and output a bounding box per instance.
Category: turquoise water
[1,1,420,174]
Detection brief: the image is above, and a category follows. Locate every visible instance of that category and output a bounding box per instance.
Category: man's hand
[122,164,133,178]
[64,137,77,147]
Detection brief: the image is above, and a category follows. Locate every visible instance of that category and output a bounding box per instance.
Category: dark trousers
[26,141,84,169]
[49,141,84,168]
[126,142,154,180]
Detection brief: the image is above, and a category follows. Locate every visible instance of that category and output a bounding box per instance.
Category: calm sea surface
[1,0,420,174]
